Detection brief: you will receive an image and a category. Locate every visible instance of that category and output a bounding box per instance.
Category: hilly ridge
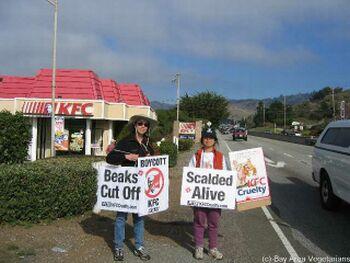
[151,92,312,119]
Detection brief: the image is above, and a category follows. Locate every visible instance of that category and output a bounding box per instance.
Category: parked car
[233,128,248,141]
[280,129,295,136]
[312,120,350,210]
[294,131,302,137]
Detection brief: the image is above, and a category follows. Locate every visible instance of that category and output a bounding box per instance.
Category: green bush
[153,109,192,141]
[0,111,31,164]
[159,140,177,167]
[0,156,103,224]
[178,139,194,151]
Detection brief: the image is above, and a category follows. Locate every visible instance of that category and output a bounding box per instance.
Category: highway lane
[217,133,350,262]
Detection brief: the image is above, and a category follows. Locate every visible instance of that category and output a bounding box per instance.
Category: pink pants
[193,208,221,249]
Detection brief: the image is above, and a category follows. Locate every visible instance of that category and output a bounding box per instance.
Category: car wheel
[233,137,235,141]
[320,172,341,211]
[244,137,247,141]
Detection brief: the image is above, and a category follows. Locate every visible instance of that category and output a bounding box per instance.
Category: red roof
[100,79,123,103]
[0,76,34,98]
[118,84,150,106]
[0,69,150,106]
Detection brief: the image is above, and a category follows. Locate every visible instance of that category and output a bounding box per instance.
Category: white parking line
[262,207,301,262]
[299,160,311,166]
[283,153,295,158]
[222,137,301,262]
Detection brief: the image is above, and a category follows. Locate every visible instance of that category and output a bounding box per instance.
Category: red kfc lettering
[81,103,93,116]
[247,179,257,187]
[71,103,82,115]
[58,103,71,115]
[247,177,267,187]
[259,177,267,185]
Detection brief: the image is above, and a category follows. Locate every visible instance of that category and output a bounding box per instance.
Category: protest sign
[229,147,271,211]
[95,165,142,213]
[180,167,237,210]
[138,155,169,216]
[94,155,169,216]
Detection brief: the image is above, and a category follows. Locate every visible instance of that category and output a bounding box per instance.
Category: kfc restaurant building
[0,69,157,161]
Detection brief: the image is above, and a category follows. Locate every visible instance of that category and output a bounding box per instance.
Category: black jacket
[106,134,154,166]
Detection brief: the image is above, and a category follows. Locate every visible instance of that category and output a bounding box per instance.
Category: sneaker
[209,248,223,260]
[194,247,204,260]
[114,248,124,261]
[133,246,151,261]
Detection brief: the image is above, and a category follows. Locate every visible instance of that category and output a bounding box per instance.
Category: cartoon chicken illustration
[147,172,162,193]
[233,159,257,187]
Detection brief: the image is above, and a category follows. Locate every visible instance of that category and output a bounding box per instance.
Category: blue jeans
[114,212,144,250]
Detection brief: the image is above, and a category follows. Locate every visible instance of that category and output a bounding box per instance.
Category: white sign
[229,147,270,205]
[94,155,169,216]
[138,155,169,216]
[180,167,237,210]
[96,165,142,213]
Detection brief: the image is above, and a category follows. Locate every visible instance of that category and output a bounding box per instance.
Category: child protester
[188,123,227,260]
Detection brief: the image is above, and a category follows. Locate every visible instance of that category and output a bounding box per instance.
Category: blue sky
[0,1,349,103]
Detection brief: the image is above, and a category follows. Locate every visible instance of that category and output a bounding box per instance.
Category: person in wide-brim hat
[106,114,157,261]
[127,114,157,131]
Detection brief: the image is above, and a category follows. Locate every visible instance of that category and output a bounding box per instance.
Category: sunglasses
[136,121,149,127]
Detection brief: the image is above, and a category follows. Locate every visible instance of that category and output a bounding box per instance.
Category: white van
[312,120,350,210]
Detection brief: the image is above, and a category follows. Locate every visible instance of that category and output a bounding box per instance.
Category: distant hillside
[229,92,312,119]
[151,92,313,118]
[151,101,175,110]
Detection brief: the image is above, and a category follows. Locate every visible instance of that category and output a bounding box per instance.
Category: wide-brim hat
[128,114,157,130]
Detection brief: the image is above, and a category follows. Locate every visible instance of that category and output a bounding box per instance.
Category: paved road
[216,133,350,263]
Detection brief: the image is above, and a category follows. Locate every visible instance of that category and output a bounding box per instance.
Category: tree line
[253,86,348,128]
[152,91,230,140]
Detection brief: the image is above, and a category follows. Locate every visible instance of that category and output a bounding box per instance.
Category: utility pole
[332,88,336,120]
[262,102,265,127]
[172,73,181,122]
[47,0,58,157]
[283,95,286,129]
[340,100,346,120]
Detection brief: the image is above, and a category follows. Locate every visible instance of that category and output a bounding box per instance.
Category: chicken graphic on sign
[232,159,257,187]
[145,167,164,198]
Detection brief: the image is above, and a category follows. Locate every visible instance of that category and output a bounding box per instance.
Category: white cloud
[0,0,349,99]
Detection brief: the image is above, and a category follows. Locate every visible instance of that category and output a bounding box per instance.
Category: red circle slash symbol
[145,167,164,198]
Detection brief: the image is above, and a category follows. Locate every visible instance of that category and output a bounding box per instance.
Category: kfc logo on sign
[22,101,94,116]
[179,122,196,135]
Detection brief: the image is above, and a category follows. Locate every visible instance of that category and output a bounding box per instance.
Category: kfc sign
[22,101,93,116]
[179,122,196,135]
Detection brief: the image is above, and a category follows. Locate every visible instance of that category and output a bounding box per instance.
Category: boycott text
[139,157,167,168]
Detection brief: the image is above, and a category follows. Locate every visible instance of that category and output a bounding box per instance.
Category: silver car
[312,120,350,210]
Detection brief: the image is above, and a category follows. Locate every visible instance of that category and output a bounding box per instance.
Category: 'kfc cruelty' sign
[229,147,271,211]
